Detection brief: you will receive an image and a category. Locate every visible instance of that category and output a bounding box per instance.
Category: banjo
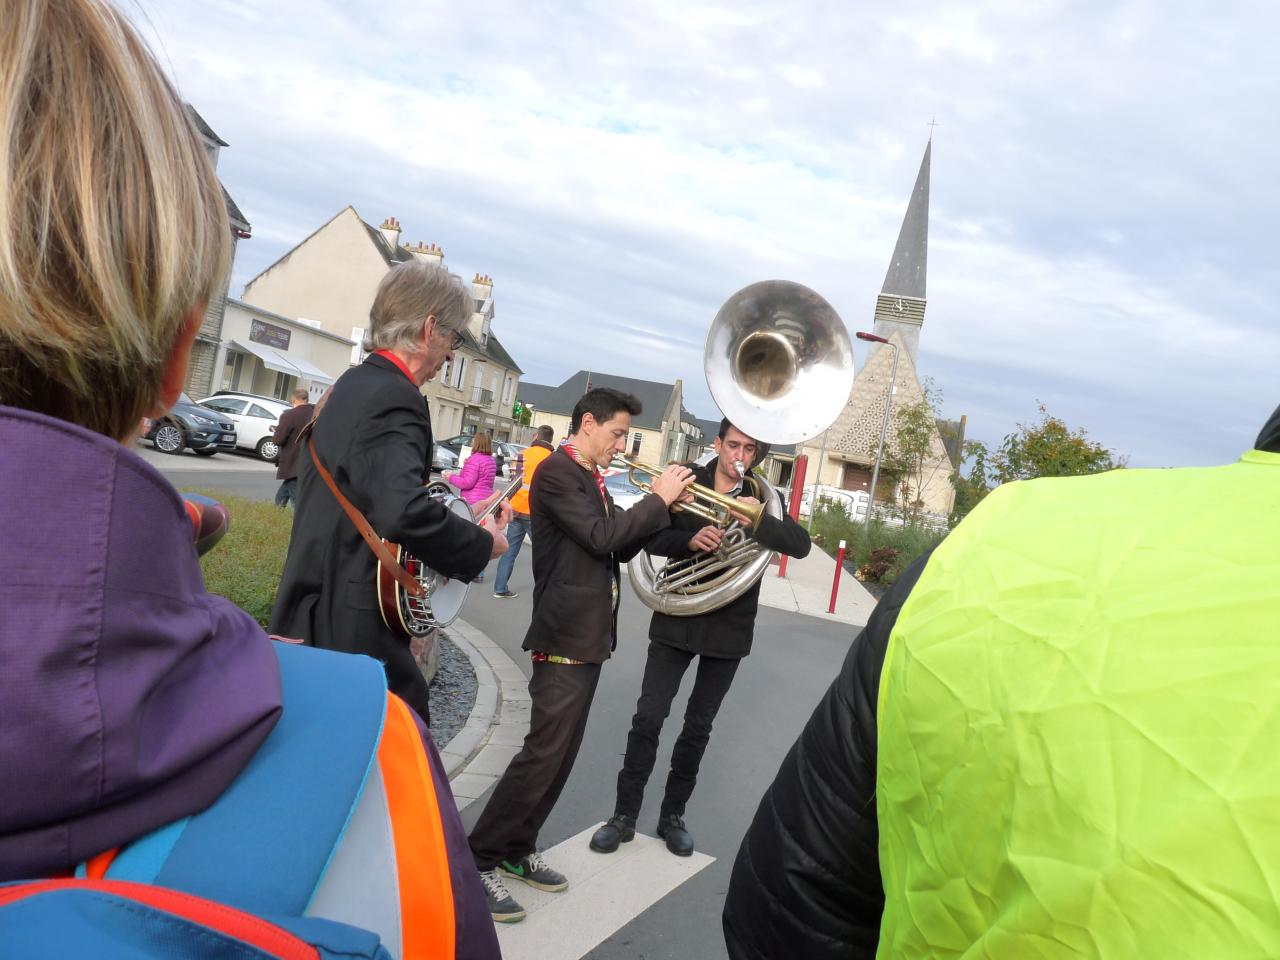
[377,472,523,639]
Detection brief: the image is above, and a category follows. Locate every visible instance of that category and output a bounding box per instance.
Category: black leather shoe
[657,814,694,857]
[589,814,636,853]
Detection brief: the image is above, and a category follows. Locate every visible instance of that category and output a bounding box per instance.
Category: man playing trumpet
[590,419,811,857]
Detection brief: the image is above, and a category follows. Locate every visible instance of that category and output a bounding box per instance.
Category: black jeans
[615,640,740,821]
[469,660,601,870]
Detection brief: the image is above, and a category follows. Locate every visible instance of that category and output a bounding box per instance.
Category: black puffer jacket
[644,458,811,659]
[722,552,933,959]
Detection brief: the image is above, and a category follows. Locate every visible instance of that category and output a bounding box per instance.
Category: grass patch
[806,501,948,586]
[184,489,293,626]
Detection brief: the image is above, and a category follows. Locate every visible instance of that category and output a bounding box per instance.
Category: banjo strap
[305,434,425,599]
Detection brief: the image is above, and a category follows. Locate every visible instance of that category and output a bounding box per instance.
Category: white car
[798,484,869,520]
[198,393,292,461]
[603,470,648,511]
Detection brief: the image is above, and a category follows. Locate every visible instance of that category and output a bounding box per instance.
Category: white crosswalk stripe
[494,823,715,959]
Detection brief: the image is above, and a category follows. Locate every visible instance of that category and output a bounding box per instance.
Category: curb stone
[439,618,531,812]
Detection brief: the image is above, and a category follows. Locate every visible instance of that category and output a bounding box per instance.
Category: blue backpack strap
[105,641,387,916]
[0,880,392,960]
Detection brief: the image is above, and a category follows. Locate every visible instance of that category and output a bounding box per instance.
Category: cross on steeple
[927,117,939,140]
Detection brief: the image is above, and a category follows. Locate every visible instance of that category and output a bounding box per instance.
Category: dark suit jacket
[269,354,491,719]
[522,447,673,663]
[272,402,314,480]
[645,457,811,658]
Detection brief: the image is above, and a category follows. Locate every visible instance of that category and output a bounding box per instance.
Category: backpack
[0,643,392,959]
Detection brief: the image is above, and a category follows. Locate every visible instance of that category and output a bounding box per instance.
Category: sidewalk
[757,546,877,627]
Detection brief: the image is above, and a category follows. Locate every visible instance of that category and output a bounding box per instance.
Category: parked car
[431,444,459,474]
[603,470,648,511]
[798,484,869,520]
[198,392,292,461]
[495,441,528,480]
[144,393,236,456]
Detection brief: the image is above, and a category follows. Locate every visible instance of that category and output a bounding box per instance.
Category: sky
[128,0,1280,468]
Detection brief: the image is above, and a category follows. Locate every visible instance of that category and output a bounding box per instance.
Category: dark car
[145,392,237,456]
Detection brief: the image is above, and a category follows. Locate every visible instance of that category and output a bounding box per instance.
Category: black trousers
[615,640,740,821]
[469,660,601,870]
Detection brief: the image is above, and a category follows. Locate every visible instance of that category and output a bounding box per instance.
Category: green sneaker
[499,852,569,892]
[479,869,525,923]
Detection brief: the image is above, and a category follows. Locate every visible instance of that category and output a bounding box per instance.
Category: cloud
[129,0,1280,468]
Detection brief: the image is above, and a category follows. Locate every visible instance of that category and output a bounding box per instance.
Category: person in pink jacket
[446,433,498,581]
[447,432,499,507]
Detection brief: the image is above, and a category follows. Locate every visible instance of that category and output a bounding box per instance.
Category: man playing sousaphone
[271,261,511,724]
[591,418,811,857]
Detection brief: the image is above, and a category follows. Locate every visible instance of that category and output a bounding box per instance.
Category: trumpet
[620,456,766,531]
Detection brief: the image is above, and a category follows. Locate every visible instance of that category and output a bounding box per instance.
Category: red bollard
[778,455,808,579]
[828,539,847,614]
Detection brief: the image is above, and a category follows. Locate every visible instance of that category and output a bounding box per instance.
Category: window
[631,432,642,456]
[271,372,292,401]
[202,397,246,415]
[439,359,450,384]
[249,403,276,419]
[502,375,513,405]
[349,327,366,367]
[221,352,245,391]
[454,358,466,389]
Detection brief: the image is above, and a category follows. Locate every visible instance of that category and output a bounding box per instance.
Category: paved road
[135,440,449,503]
[132,439,283,500]
[139,436,865,956]
[456,553,863,959]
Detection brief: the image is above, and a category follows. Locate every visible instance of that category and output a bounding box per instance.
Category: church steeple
[872,140,931,364]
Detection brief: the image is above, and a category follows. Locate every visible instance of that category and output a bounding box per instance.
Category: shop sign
[250,318,291,350]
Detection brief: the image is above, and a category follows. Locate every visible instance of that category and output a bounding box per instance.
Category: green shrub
[185,489,294,626]
[806,501,947,586]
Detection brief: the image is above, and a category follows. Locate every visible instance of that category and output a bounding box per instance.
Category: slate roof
[515,371,681,431]
[185,105,228,147]
[935,416,967,470]
[480,333,522,374]
[882,140,930,299]
[361,219,415,266]
[222,186,250,234]
[514,381,560,413]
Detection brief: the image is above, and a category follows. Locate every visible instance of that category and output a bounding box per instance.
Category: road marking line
[495,823,714,959]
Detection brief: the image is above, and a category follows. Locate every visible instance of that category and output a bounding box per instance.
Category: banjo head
[397,493,474,633]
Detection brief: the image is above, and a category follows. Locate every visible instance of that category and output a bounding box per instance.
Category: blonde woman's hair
[0,0,231,439]
[470,432,492,455]
[364,260,472,354]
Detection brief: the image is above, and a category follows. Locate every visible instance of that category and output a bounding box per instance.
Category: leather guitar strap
[305,431,425,599]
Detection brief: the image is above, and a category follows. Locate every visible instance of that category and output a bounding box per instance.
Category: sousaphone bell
[629,280,855,615]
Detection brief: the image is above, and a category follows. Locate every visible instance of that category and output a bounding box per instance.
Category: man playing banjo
[271,261,510,724]
[590,418,811,857]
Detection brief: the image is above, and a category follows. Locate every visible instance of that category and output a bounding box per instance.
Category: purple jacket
[0,406,497,960]
[452,451,496,506]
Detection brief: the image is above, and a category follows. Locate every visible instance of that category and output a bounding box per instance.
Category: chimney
[378,217,402,251]
[472,273,494,301]
[468,274,494,345]
[409,240,445,267]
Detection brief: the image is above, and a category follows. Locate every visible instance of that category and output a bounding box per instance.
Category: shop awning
[229,340,335,385]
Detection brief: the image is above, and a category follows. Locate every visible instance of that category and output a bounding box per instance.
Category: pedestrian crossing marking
[495,823,715,958]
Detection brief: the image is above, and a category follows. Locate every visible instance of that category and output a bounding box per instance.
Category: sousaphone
[628,280,854,615]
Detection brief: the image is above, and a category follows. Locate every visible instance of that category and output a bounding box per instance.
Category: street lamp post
[856,331,900,524]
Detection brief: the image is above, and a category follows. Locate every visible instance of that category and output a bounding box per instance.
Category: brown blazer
[522,447,672,662]
[272,402,314,480]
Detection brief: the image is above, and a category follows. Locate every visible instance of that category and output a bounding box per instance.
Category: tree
[875,379,948,518]
[989,402,1124,483]
[951,403,1125,523]
[950,440,992,524]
